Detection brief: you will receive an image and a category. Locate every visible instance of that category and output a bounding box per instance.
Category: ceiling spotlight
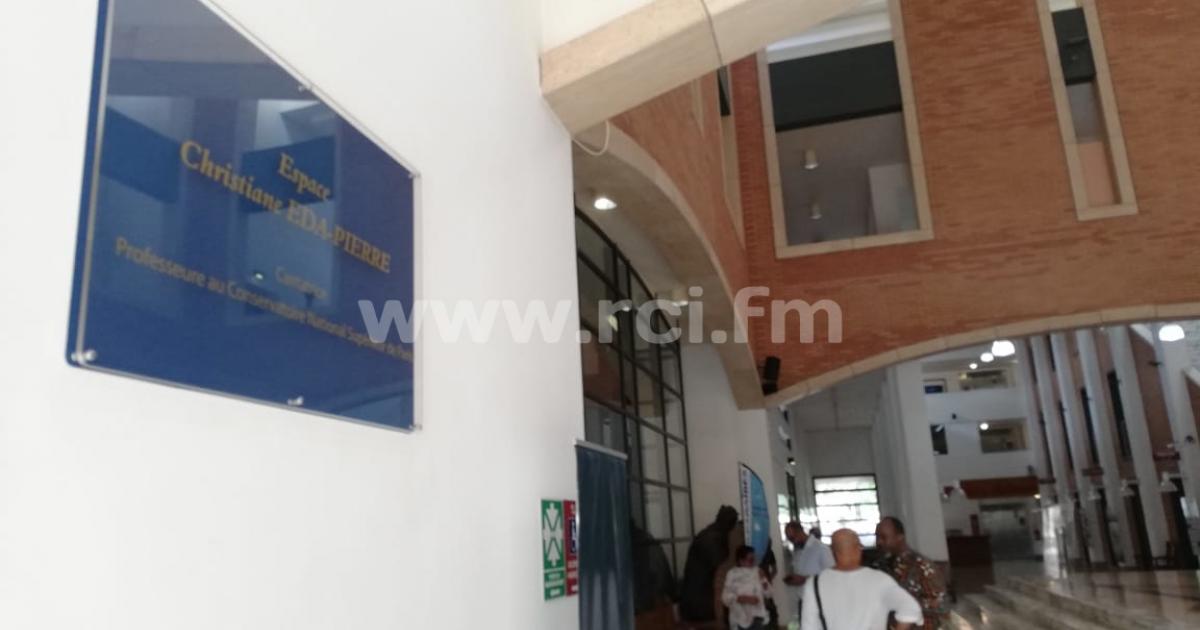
[593,195,617,211]
[1158,324,1185,342]
[991,340,1016,358]
[979,422,990,431]
[810,202,822,220]
[804,149,819,170]
[980,352,995,363]
[969,362,978,370]
[661,287,690,308]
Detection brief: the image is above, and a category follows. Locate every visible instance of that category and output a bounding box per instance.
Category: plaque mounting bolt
[287,396,305,407]
[75,349,98,364]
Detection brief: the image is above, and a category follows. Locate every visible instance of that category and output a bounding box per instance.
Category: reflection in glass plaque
[68,0,417,430]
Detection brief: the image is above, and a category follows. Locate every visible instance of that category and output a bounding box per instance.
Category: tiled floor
[1024,569,1200,627]
[953,559,1047,595]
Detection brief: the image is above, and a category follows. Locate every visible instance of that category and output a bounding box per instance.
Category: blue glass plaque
[68,0,417,430]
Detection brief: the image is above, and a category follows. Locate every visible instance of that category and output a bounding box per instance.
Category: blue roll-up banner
[739,464,771,563]
[68,0,416,429]
[577,445,635,630]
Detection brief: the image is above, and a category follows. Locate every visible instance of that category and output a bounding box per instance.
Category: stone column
[1104,325,1170,558]
[1029,335,1082,561]
[1075,329,1136,566]
[888,362,949,561]
[1015,340,1051,490]
[1149,323,1200,561]
[1049,332,1109,565]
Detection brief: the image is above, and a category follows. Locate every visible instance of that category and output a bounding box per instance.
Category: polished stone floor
[1021,569,1200,628]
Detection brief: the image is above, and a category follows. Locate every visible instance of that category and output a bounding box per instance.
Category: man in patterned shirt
[874,517,948,630]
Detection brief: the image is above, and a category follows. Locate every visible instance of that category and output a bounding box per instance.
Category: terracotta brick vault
[608,0,1200,405]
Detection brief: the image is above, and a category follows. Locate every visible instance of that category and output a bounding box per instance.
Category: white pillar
[1030,335,1082,560]
[872,403,901,520]
[1075,329,1136,566]
[1105,325,1170,558]
[1015,340,1051,485]
[1150,323,1200,560]
[888,362,949,561]
[1049,332,1109,565]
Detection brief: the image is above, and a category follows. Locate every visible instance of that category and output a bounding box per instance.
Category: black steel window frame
[811,473,882,544]
[576,211,694,578]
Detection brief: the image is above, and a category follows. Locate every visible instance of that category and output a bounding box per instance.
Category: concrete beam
[541,0,861,133]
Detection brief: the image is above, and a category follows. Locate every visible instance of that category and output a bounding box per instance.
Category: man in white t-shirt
[785,522,835,616]
[800,529,922,630]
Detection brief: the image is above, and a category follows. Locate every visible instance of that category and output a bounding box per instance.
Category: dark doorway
[1125,484,1153,569]
[1165,479,1200,569]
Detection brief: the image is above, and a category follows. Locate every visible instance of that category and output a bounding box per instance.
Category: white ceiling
[920,343,1019,375]
[788,370,885,431]
[785,340,1025,432]
[767,0,891,63]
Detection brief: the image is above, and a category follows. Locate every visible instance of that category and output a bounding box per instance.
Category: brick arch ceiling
[573,122,763,409]
[727,0,1200,407]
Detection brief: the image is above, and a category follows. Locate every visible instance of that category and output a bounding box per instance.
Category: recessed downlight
[1159,324,1185,342]
[593,195,617,211]
[991,340,1016,357]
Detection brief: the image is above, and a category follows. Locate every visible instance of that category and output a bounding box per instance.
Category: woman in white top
[722,545,769,630]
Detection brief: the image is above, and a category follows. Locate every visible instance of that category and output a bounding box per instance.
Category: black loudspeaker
[762,356,781,395]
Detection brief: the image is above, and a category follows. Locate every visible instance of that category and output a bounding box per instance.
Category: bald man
[800,530,922,630]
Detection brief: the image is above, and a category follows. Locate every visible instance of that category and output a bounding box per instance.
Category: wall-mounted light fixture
[804,149,819,170]
[1159,472,1179,494]
[980,352,995,363]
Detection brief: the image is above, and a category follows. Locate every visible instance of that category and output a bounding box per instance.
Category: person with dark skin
[874,517,948,630]
[630,521,675,614]
[783,522,809,586]
[680,505,740,622]
[784,520,834,620]
[784,522,834,587]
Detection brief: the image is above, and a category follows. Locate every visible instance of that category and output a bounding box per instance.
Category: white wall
[925,385,1034,483]
[934,423,1034,484]
[682,344,791,619]
[541,0,654,49]
[924,387,1023,425]
[805,428,876,478]
[0,1,582,629]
